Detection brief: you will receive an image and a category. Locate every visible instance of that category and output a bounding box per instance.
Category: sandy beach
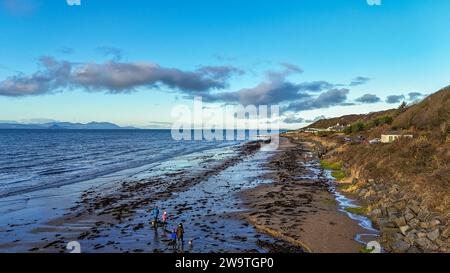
[240,137,377,253]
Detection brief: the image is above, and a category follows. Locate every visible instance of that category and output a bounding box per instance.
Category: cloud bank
[0,57,242,96]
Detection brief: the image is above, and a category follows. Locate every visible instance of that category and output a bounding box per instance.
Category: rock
[427,229,440,242]
[369,208,382,218]
[408,218,419,228]
[391,240,411,253]
[393,216,407,227]
[394,200,407,210]
[381,226,400,234]
[417,210,431,222]
[404,211,415,221]
[417,232,427,238]
[387,207,398,217]
[407,204,421,215]
[429,219,441,228]
[368,179,375,183]
[377,219,396,229]
[442,227,450,239]
[399,225,410,236]
[405,230,417,244]
[380,206,388,217]
[406,246,421,253]
[359,189,368,197]
[416,237,438,251]
[390,192,404,202]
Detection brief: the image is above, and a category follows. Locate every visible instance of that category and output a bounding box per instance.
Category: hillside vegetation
[293,86,450,216]
[393,86,450,134]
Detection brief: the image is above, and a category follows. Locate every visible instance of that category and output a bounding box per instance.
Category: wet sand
[1,137,375,253]
[5,141,303,253]
[240,137,373,253]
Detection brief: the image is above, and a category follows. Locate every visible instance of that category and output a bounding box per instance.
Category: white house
[381,132,413,143]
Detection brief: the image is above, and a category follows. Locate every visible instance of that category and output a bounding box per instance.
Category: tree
[398,101,407,109]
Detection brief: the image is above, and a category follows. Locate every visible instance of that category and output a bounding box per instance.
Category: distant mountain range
[0,121,138,130]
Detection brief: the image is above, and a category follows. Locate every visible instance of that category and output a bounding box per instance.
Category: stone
[359,189,368,197]
[405,230,417,244]
[377,219,396,229]
[394,200,407,210]
[417,232,427,238]
[406,246,421,253]
[387,207,398,217]
[399,225,410,236]
[407,204,421,215]
[408,218,419,228]
[381,227,400,234]
[369,208,382,218]
[429,219,441,228]
[442,228,450,239]
[427,229,440,242]
[417,210,431,221]
[380,206,388,217]
[404,211,415,221]
[416,237,438,251]
[394,216,407,227]
[391,240,411,253]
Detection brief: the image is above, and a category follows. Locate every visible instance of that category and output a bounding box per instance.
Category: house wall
[381,134,413,143]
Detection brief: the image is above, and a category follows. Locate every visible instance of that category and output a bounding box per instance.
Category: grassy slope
[304,87,450,215]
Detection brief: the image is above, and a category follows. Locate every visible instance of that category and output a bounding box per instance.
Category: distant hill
[307,109,398,129]
[392,85,450,130]
[305,85,450,135]
[0,121,137,130]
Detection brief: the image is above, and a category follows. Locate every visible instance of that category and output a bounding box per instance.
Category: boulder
[393,216,407,227]
[427,229,440,242]
[391,240,411,253]
[394,200,407,210]
[442,227,450,239]
[387,207,398,217]
[407,204,421,215]
[416,237,439,251]
[417,210,431,222]
[404,211,415,221]
[417,232,427,238]
[408,218,420,228]
[369,208,382,218]
[399,225,410,236]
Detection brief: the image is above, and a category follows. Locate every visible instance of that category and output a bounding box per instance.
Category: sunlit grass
[344,206,368,215]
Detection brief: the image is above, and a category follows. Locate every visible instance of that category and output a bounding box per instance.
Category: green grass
[321,160,348,180]
[331,170,347,180]
[344,206,368,216]
[320,160,342,170]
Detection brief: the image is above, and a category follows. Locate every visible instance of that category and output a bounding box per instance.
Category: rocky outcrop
[351,180,450,253]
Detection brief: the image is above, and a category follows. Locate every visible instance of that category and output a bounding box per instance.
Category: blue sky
[1,0,450,128]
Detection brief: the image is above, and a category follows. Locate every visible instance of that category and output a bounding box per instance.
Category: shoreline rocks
[351,180,449,253]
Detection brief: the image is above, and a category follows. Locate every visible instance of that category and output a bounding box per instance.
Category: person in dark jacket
[176,223,184,244]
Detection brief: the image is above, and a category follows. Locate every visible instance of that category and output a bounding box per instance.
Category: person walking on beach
[162,211,168,227]
[176,223,184,245]
[170,228,177,249]
[151,206,159,228]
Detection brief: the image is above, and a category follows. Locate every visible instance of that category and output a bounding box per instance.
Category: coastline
[1,140,304,253]
[239,137,376,253]
[1,136,378,253]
